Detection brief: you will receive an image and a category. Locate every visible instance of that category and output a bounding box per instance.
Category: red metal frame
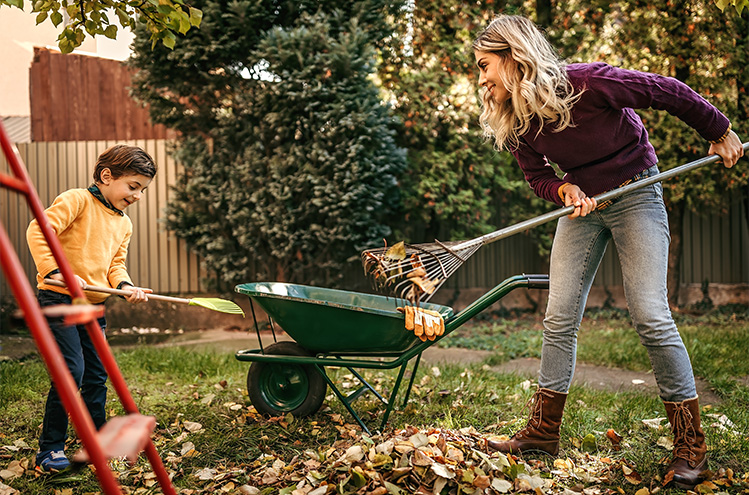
[0,121,176,495]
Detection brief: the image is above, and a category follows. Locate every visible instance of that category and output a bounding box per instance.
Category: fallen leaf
[642,417,666,429]
[0,481,20,495]
[411,449,432,466]
[606,429,623,450]
[181,441,198,457]
[474,474,490,488]
[431,463,455,479]
[581,433,597,452]
[335,446,364,466]
[657,436,673,450]
[0,461,25,481]
[183,421,203,432]
[487,477,510,494]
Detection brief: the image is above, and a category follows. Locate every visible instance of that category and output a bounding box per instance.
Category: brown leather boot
[663,397,708,490]
[487,388,567,455]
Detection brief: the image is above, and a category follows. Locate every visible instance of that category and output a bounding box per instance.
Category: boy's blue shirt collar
[88,184,124,216]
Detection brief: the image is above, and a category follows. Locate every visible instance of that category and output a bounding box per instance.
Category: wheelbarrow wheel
[247,342,327,418]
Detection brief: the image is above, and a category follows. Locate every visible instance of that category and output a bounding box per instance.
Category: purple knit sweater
[512,62,730,205]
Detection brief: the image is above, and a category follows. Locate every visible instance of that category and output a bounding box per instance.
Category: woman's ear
[99,168,112,185]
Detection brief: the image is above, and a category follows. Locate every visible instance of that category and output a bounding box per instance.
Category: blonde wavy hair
[473,15,581,151]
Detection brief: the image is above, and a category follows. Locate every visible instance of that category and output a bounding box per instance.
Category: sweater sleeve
[107,222,133,289]
[26,190,83,279]
[582,63,730,142]
[512,140,568,205]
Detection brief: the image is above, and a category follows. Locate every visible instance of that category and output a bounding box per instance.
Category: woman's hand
[120,284,152,304]
[561,183,597,218]
[709,130,744,168]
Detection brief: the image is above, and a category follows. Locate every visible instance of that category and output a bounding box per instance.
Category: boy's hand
[120,284,152,304]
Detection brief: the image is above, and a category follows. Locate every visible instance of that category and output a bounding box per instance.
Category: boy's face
[98,169,153,211]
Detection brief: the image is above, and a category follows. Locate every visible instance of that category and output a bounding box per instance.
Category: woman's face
[474,49,511,104]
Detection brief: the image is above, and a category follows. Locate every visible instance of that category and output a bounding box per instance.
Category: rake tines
[361,239,484,303]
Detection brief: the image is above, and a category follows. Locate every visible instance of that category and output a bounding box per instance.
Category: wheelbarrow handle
[474,142,749,248]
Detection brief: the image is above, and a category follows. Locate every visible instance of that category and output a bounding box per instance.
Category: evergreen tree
[129,1,407,287]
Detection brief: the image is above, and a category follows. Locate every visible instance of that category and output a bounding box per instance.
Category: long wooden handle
[461,142,749,250]
[44,278,192,305]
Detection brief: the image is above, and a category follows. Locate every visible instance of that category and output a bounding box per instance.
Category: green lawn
[1,306,747,494]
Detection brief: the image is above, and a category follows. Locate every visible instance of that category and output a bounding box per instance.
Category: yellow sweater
[27,188,134,303]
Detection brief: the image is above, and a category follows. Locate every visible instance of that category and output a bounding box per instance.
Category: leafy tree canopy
[0,0,202,53]
[130,0,407,287]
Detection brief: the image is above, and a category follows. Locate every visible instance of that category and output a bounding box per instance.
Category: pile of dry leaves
[2,404,748,494]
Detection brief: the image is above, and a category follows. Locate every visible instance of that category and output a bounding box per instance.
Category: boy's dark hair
[93,145,157,183]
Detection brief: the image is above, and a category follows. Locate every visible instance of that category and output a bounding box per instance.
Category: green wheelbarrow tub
[235,282,454,354]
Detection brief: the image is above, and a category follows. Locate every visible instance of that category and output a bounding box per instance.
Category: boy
[27,144,156,472]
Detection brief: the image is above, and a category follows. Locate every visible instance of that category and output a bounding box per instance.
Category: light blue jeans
[540,166,697,402]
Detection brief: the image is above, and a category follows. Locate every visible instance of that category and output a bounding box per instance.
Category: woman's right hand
[560,183,597,218]
[709,130,744,168]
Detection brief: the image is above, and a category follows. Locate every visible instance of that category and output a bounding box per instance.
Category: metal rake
[362,146,748,303]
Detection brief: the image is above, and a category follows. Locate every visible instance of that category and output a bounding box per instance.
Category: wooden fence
[2,140,748,303]
[29,48,173,142]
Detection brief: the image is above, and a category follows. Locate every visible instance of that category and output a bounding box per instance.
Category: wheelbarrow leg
[346,367,388,405]
[315,364,372,435]
[378,353,422,432]
[400,352,422,408]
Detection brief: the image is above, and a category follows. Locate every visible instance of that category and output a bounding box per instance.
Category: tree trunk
[536,0,552,27]
[667,200,685,308]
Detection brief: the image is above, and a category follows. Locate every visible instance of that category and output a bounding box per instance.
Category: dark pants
[37,290,108,452]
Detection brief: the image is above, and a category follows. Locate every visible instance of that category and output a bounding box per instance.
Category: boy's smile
[98,169,152,211]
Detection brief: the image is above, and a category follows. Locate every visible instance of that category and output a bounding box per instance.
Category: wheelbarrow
[234,274,549,434]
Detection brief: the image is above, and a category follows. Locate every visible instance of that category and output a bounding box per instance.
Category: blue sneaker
[35,450,70,473]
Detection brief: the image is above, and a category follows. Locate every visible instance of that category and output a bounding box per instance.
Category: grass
[1,306,748,494]
[442,306,749,380]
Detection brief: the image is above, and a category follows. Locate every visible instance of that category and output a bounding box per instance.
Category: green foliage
[0,0,201,53]
[378,1,535,243]
[131,1,407,286]
[547,0,749,215]
[714,0,749,14]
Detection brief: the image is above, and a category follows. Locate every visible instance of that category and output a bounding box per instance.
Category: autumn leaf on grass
[0,460,26,481]
[622,463,642,484]
[606,429,623,450]
[0,481,20,495]
[183,420,203,432]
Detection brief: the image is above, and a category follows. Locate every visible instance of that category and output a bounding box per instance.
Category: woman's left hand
[709,130,744,168]
[121,285,152,304]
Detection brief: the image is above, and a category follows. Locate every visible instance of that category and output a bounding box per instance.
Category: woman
[472,14,743,490]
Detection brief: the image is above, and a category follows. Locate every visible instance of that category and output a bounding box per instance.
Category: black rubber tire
[247,341,327,417]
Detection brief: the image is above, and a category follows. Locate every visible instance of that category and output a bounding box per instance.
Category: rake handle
[44,278,192,305]
[472,143,749,249]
